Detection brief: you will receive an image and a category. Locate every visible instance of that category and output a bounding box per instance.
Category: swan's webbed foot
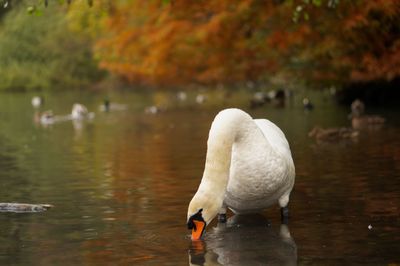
[281,206,289,224]
[218,213,227,223]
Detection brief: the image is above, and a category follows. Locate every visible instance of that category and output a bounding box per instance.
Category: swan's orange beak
[191,220,206,240]
[187,209,206,240]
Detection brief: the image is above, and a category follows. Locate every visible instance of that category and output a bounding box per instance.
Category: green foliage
[0,0,17,20]
[0,1,104,91]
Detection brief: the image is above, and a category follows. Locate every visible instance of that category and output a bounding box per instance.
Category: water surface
[0,91,399,265]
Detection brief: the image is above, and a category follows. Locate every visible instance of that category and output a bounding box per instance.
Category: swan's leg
[279,193,290,224]
[280,206,289,224]
[218,206,227,223]
[218,213,227,223]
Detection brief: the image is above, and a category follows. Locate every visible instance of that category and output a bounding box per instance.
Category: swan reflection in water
[188,214,297,266]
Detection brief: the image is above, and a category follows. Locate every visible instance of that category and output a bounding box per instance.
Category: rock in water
[0,203,53,213]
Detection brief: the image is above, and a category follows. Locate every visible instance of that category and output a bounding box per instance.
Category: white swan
[187,108,295,240]
[71,103,95,120]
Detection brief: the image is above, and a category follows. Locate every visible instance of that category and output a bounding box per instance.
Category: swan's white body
[188,108,295,225]
[71,103,94,120]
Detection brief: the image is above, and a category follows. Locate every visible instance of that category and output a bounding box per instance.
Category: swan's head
[187,191,222,240]
[187,208,206,240]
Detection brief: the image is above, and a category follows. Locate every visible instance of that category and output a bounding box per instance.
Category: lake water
[0,90,399,265]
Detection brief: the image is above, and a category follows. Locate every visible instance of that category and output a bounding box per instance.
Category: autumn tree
[90,0,399,88]
[2,0,398,90]
[93,1,292,86]
[287,0,400,86]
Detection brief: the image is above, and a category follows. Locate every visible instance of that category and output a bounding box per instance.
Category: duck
[249,89,288,109]
[144,105,164,114]
[31,96,43,109]
[187,108,295,240]
[177,91,187,101]
[350,99,365,117]
[303,98,314,111]
[39,110,55,125]
[308,126,359,141]
[268,89,287,108]
[36,110,71,126]
[195,94,206,104]
[71,103,94,120]
[350,99,385,129]
[100,99,110,112]
[99,99,128,112]
[250,92,269,109]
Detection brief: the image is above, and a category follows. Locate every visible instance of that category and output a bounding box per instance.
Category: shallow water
[0,91,399,265]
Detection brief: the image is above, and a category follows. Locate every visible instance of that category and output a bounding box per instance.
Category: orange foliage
[294,0,400,84]
[88,0,400,87]
[342,0,400,82]
[94,0,287,86]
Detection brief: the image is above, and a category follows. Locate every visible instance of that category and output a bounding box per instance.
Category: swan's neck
[201,124,235,197]
[189,109,253,224]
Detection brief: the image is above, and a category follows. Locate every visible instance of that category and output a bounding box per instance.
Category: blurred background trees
[0,0,104,91]
[0,0,399,96]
